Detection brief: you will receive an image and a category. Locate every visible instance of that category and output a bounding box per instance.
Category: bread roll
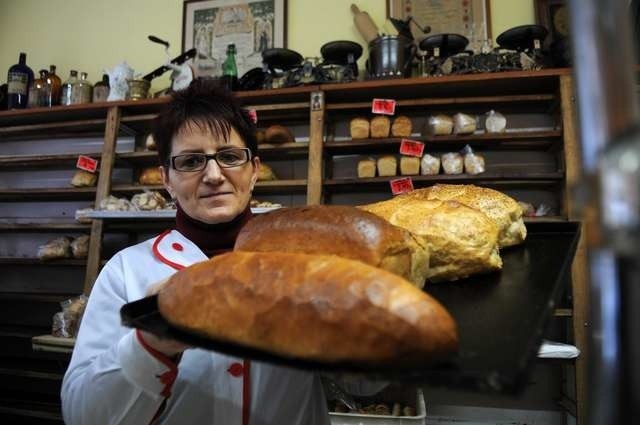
[400,156,420,175]
[235,205,430,287]
[157,251,458,364]
[264,125,295,144]
[358,158,376,178]
[371,116,391,138]
[401,184,526,247]
[420,154,440,175]
[377,155,397,177]
[426,115,453,136]
[361,198,502,282]
[256,129,266,144]
[350,117,370,139]
[138,167,162,185]
[258,163,278,181]
[70,170,97,187]
[391,115,412,137]
[441,153,463,174]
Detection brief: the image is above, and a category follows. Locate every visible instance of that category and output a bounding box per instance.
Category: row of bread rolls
[357,148,485,178]
[351,115,412,139]
[350,110,507,139]
[37,235,89,260]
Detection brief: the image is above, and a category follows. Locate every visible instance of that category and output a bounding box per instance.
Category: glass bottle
[92,74,110,103]
[60,70,78,106]
[28,69,48,108]
[220,43,238,92]
[45,65,62,107]
[71,72,93,103]
[6,52,34,109]
[71,72,92,104]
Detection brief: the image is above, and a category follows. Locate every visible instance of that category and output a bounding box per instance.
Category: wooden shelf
[324,172,564,191]
[0,153,102,170]
[324,131,562,155]
[0,187,97,201]
[321,69,572,103]
[524,216,567,223]
[0,220,90,232]
[0,257,86,266]
[255,179,308,194]
[554,308,573,317]
[32,335,75,354]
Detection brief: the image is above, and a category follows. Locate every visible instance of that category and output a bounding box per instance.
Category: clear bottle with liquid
[60,70,78,106]
[27,69,48,108]
[71,72,92,104]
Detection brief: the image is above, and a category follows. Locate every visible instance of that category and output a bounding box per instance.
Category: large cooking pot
[366,35,416,79]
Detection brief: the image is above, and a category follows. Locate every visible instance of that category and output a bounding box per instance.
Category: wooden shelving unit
[0,68,587,424]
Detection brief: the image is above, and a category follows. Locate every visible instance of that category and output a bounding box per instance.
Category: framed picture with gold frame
[387,0,491,51]
[182,0,287,78]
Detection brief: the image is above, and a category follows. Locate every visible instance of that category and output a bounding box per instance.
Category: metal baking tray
[121,221,580,394]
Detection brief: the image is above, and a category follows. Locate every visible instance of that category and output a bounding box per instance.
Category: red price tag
[399,139,425,157]
[371,98,396,115]
[76,155,98,173]
[247,109,258,124]
[389,177,414,195]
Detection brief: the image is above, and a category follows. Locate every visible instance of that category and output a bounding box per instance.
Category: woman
[61,80,380,425]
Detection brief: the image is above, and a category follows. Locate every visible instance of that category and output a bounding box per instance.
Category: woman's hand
[138,278,191,357]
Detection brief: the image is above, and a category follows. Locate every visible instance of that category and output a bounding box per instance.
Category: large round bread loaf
[360,198,502,282]
[398,184,526,247]
[234,205,430,288]
[157,251,458,364]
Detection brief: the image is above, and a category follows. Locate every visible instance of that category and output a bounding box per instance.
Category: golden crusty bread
[138,167,163,185]
[398,184,526,247]
[360,198,502,282]
[157,251,458,364]
[235,205,430,288]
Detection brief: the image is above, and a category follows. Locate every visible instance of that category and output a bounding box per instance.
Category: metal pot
[366,35,416,79]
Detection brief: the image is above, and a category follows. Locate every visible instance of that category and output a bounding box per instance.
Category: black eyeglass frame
[169,148,253,171]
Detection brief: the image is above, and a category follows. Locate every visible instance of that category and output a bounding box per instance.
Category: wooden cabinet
[0,69,587,424]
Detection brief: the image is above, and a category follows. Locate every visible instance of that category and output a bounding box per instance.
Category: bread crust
[158,251,458,364]
[235,205,430,287]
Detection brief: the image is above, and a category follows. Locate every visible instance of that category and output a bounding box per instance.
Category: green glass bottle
[220,43,238,92]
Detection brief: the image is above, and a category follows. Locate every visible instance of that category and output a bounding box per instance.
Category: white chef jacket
[62,229,384,425]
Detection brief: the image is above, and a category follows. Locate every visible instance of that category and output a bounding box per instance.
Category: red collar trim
[152,230,186,271]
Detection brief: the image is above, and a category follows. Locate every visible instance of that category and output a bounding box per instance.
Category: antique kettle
[366,35,416,79]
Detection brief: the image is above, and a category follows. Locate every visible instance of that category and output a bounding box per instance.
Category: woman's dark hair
[152,79,258,167]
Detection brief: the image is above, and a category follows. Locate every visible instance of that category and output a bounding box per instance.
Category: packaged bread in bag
[38,237,72,260]
[426,114,453,136]
[452,113,477,135]
[485,110,507,133]
[70,170,97,187]
[462,145,486,175]
[441,152,463,174]
[420,154,441,175]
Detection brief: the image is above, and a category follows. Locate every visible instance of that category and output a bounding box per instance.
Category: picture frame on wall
[534,0,571,66]
[182,0,287,79]
[387,0,491,51]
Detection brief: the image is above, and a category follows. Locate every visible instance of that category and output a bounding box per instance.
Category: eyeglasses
[170,148,252,172]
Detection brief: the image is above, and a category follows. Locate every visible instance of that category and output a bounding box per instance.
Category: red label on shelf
[247,109,258,124]
[390,177,414,195]
[76,155,98,173]
[399,139,425,157]
[371,98,396,115]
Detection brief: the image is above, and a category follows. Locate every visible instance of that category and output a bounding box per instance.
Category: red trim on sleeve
[135,329,179,398]
[242,360,251,425]
[152,230,186,271]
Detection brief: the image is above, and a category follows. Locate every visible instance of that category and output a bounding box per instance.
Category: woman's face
[161,123,259,224]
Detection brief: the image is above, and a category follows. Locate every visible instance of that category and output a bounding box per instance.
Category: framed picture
[534,0,568,48]
[534,0,570,66]
[387,0,491,51]
[182,0,287,78]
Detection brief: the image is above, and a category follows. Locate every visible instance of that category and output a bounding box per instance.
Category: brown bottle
[45,65,62,107]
